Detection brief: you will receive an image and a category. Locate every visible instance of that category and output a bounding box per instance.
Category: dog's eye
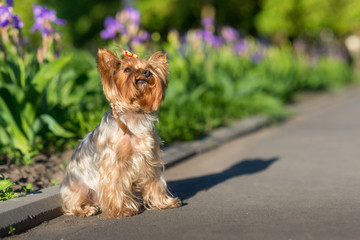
[124,67,132,73]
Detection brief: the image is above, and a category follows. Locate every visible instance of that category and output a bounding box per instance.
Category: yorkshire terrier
[60,49,181,218]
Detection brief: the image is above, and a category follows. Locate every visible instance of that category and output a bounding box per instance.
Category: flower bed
[0,4,357,169]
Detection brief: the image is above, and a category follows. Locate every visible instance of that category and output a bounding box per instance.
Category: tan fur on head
[60,48,180,219]
[97,49,169,113]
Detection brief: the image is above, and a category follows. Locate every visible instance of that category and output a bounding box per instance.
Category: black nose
[142,70,151,78]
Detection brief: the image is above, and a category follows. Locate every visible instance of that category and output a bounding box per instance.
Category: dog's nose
[142,70,151,78]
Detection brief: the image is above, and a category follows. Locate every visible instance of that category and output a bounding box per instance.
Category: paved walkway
[10,86,360,240]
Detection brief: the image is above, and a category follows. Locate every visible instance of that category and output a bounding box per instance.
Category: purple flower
[234,40,248,55]
[0,5,23,28]
[201,30,223,48]
[30,5,66,37]
[100,16,124,39]
[132,30,151,46]
[136,30,151,41]
[5,0,13,7]
[12,14,23,28]
[183,30,203,48]
[101,7,142,40]
[210,35,223,48]
[33,5,66,25]
[201,29,213,44]
[201,17,214,29]
[251,52,263,63]
[124,7,140,26]
[221,26,239,43]
[117,7,140,30]
[0,6,11,28]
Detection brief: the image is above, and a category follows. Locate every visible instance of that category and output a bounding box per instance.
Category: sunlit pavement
[11,85,360,240]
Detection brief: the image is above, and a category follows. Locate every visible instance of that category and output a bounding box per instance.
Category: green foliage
[50,179,59,186]
[8,226,16,235]
[0,175,18,201]
[256,0,360,38]
[0,176,32,203]
[156,37,354,143]
[45,50,106,138]
[1,3,357,165]
[14,0,120,48]
[137,0,262,37]
[16,0,262,48]
[13,0,360,48]
[0,39,104,165]
[22,183,33,194]
[158,41,279,142]
[253,47,352,99]
[0,49,73,164]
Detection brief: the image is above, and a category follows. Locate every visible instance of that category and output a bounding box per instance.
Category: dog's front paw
[103,207,140,219]
[145,195,182,210]
[163,197,182,209]
[63,204,99,217]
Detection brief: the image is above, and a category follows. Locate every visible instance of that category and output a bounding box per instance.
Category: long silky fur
[60,49,180,218]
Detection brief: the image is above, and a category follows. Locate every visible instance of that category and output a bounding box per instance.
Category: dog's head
[97,49,168,113]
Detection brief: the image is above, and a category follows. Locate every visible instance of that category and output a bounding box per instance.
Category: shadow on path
[167,157,278,201]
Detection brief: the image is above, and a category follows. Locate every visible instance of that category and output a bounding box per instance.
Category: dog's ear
[143,52,169,112]
[148,52,169,89]
[148,52,167,65]
[97,49,121,77]
[97,49,122,102]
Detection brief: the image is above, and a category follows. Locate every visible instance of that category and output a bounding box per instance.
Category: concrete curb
[162,115,270,167]
[0,186,61,237]
[0,115,270,237]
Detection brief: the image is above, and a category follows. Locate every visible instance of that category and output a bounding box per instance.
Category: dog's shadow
[167,157,278,201]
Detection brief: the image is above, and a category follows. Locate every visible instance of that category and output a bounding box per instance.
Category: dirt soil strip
[0,115,270,237]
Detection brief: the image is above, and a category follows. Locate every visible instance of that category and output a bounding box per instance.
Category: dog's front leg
[142,173,181,210]
[98,147,141,218]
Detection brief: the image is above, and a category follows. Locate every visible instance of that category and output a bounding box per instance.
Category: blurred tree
[15,0,263,49]
[13,0,360,49]
[255,0,360,41]
[136,0,262,36]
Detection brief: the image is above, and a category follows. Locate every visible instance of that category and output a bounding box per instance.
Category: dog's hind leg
[60,180,99,217]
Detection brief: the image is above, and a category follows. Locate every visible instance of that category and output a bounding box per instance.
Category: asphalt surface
[9,86,360,240]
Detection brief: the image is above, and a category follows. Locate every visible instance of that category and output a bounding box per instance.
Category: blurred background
[14,0,360,49]
[1,0,360,166]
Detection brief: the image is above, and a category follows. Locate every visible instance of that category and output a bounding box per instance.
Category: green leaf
[32,118,41,135]
[0,179,15,192]
[23,183,33,194]
[21,103,37,143]
[0,88,22,130]
[17,57,26,88]
[0,88,30,153]
[1,83,25,103]
[50,179,59,186]
[0,126,11,145]
[32,56,72,93]
[8,226,16,235]
[40,114,75,138]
